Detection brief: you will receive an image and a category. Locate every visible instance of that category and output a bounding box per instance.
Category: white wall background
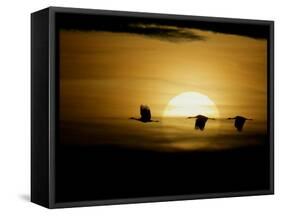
[0,0,279,215]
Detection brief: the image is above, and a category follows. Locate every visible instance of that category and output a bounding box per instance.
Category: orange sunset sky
[59,26,267,122]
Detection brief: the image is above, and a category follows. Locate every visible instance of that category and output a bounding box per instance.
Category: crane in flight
[187,115,215,131]
[130,105,159,123]
[227,116,253,132]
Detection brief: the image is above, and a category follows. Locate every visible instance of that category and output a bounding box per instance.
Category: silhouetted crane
[227,116,252,131]
[130,105,159,123]
[187,115,214,131]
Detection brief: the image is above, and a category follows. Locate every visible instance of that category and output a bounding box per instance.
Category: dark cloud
[60,21,205,42]
[126,23,205,42]
[60,120,267,151]
[56,12,270,40]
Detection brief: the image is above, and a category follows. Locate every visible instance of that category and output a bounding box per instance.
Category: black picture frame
[31,6,274,209]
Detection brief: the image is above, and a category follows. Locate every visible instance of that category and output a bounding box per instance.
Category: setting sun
[163,92,220,118]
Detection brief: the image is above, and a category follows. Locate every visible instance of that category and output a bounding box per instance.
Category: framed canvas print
[31,7,274,208]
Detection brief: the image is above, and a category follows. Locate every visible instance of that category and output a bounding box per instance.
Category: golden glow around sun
[163,92,220,118]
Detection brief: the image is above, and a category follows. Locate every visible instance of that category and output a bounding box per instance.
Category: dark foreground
[55,143,270,203]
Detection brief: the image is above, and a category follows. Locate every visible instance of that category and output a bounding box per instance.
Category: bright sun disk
[163,92,220,118]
